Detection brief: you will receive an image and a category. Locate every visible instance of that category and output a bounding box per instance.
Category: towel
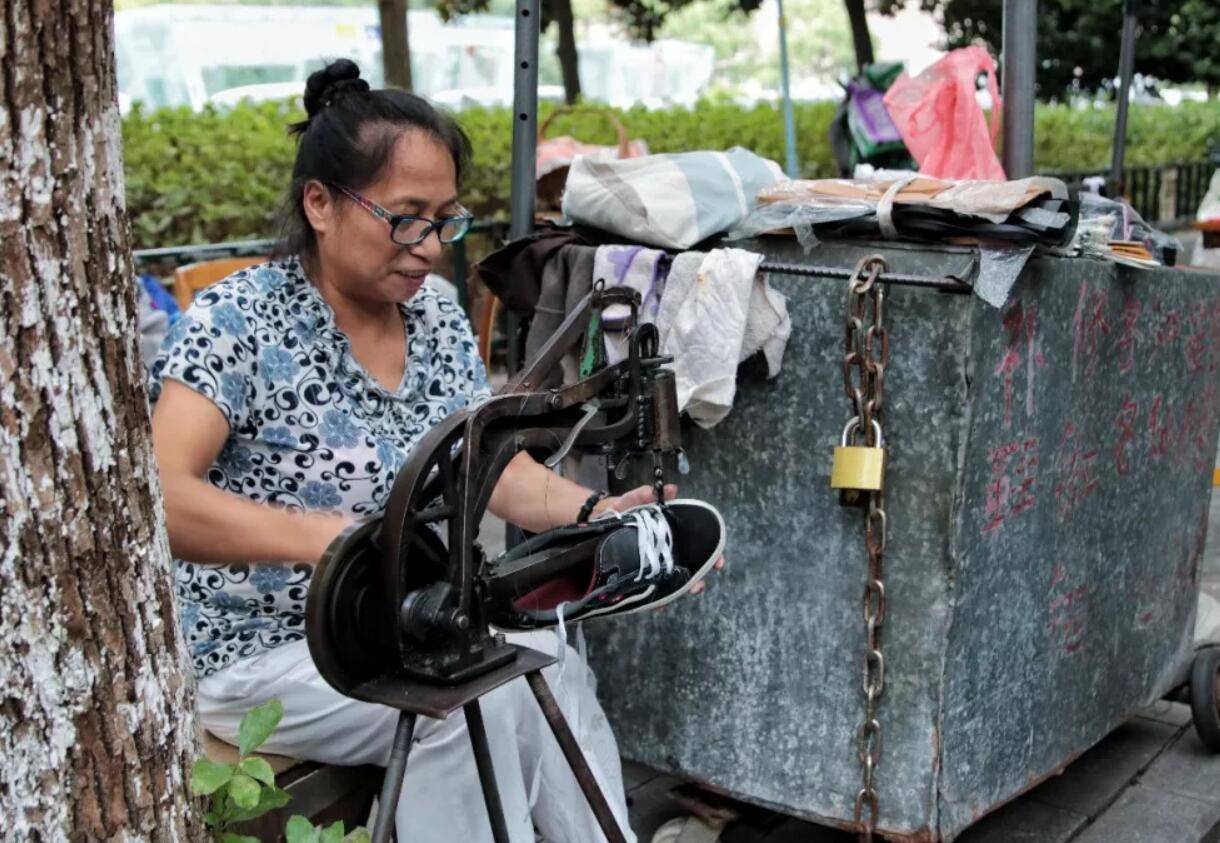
[655,248,790,428]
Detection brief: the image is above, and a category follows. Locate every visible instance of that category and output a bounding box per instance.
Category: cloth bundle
[730,174,1079,308]
[562,147,784,250]
[732,175,1077,250]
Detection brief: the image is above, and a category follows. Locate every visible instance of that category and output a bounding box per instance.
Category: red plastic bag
[883,46,1005,181]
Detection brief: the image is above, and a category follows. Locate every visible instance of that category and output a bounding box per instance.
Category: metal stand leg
[373,711,417,843]
[465,700,512,843]
[525,670,629,843]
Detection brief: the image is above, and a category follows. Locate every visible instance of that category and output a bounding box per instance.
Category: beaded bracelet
[577,491,609,524]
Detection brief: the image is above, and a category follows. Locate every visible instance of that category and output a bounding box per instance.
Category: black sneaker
[485,499,725,630]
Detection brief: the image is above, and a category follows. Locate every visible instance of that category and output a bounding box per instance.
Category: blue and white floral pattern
[150,256,491,678]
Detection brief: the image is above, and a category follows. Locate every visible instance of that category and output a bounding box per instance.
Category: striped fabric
[562,147,784,249]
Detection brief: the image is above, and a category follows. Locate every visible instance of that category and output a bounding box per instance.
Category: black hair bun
[303,60,371,118]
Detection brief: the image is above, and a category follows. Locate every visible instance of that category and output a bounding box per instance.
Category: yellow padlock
[831,418,886,491]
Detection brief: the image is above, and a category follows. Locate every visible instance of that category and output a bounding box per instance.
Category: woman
[150,61,718,842]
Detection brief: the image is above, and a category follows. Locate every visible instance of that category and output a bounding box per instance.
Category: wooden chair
[201,729,383,841]
[478,294,500,372]
[173,256,264,310]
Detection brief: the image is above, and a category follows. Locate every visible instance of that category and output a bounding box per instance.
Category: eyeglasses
[331,184,474,246]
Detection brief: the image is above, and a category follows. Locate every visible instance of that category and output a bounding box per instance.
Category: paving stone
[1137,702,1196,729]
[1139,732,1220,806]
[626,772,687,841]
[1024,718,1180,818]
[956,796,1088,843]
[1100,717,1186,759]
[1073,784,1219,843]
[721,815,850,842]
[623,760,662,794]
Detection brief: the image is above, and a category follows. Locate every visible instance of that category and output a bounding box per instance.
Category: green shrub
[122,98,1220,251]
[190,699,370,843]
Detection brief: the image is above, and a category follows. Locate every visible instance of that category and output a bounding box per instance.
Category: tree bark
[844,0,875,73]
[380,0,413,91]
[0,0,203,839]
[551,0,582,105]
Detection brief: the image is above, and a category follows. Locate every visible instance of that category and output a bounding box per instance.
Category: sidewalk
[624,696,1220,842]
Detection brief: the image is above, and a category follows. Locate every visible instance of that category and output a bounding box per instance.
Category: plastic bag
[1197,168,1220,221]
[883,46,1005,182]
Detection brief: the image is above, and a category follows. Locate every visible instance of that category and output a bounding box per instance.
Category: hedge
[121,98,1220,250]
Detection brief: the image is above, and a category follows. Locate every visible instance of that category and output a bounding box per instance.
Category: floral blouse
[149,256,491,678]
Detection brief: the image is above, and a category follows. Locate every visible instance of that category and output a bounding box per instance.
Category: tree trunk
[551,0,582,104]
[380,0,413,91]
[844,0,875,73]
[0,0,203,839]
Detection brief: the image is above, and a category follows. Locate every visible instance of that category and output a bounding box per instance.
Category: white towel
[655,248,790,428]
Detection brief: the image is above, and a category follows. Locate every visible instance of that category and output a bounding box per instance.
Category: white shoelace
[627,506,675,582]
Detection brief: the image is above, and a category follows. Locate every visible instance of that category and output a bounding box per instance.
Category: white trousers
[197,632,636,843]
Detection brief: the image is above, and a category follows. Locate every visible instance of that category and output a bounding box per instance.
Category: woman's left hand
[593,484,727,596]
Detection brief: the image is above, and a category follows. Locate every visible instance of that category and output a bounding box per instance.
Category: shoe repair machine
[305,283,677,843]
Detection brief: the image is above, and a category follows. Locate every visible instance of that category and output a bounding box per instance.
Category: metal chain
[845,256,890,842]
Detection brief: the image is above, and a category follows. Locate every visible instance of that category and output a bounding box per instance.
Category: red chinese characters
[1071,285,1109,381]
[1052,422,1099,522]
[1148,394,1173,461]
[982,437,1039,534]
[1113,393,1139,477]
[1115,296,1142,375]
[995,299,1045,428]
[1049,563,1088,655]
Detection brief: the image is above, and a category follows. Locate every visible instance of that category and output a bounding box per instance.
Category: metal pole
[371,711,416,843]
[507,0,540,374]
[525,671,629,843]
[1001,0,1037,179]
[465,700,512,843]
[776,0,798,179]
[1110,0,1138,196]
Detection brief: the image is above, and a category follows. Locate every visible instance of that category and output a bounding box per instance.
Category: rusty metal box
[586,238,1220,840]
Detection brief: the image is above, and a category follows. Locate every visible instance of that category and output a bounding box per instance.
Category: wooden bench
[201,730,383,841]
[173,256,264,309]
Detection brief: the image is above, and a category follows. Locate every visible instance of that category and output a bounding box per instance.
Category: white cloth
[654,248,790,428]
[198,632,634,843]
[594,244,668,365]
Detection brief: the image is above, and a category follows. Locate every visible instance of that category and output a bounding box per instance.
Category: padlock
[831,418,885,506]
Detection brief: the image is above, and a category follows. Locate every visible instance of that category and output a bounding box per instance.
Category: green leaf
[190,759,234,796]
[320,821,345,843]
[340,829,371,843]
[227,773,261,811]
[228,786,292,823]
[237,699,284,757]
[221,835,262,843]
[285,815,321,843]
[239,757,277,787]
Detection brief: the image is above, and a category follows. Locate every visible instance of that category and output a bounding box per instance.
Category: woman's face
[305,128,459,306]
